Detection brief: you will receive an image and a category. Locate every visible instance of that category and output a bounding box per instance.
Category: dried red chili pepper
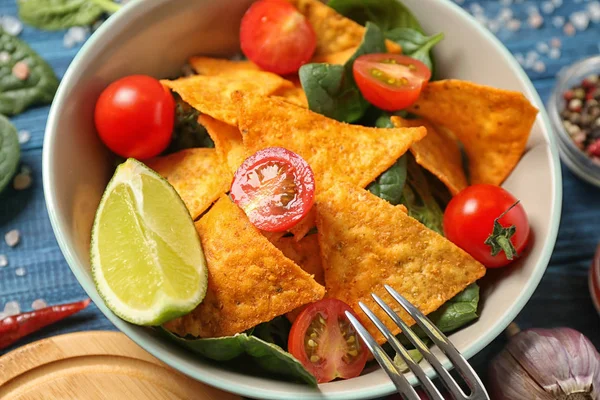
[0,298,91,350]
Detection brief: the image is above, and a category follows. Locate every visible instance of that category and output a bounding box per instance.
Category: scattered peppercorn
[561,73,600,154]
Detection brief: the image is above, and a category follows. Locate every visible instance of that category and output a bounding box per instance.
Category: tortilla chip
[145,149,229,219]
[311,46,358,65]
[391,116,468,195]
[162,71,293,125]
[289,208,316,241]
[198,115,245,175]
[165,195,325,338]
[316,182,486,344]
[234,92,426,193]
[408,80,538,186]
[272,86,308,108]
[270,234,324,322]
[287,0,401,56]
[189,56,259,75]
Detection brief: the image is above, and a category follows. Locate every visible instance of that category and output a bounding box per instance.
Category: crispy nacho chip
[198,114,245,174]
[145,148,229,219]
[162,71,293,125]
[316,182,486,344]
[234,92,426,192]
[289,208,316,240]
[311,46,358,65]
[391,116,468,195]
[408,80,538,186]
[272,86,308,108]
[270,234,324,322]
[189,56,259,75]
[165,195,325,338]
[287,0,401,56]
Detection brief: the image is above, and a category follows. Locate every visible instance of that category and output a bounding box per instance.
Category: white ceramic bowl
[42,0,562,398]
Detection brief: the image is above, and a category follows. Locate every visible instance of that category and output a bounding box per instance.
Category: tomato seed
[310,355,319,363]
[347,335,355,344]
[308,339,317,347]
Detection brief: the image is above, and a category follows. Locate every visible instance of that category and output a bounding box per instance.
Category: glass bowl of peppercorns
[548,55,600,187]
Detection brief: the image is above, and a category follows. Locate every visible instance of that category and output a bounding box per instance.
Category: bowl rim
[42,0,563,399]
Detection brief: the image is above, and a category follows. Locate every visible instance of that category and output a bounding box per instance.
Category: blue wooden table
[0,0,599,393]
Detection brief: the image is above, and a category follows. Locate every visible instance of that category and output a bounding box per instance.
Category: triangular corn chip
[272,86,308,108]
[234,91,426,192]
[408,80,538,186]
[316,182,486,344]
[162,71,293,125]
[287,0,401,55]
[199,115,245,175]
[311,46,358,65]
[165,195,325,338]
[189,56,259,75]
[391,116,468,195]
[145,148,229,219]
[270,234,325,322]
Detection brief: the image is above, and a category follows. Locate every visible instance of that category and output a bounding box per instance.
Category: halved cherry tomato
[94,75,174,159]
[288,298,368,383]
[240,0,316,75]
[443,184,530,268]
[230,147,315,232]
[353,54,431,111]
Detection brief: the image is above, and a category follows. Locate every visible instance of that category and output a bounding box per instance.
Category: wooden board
[0,331,242,400]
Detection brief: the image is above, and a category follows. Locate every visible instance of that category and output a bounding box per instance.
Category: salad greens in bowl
[42,0,562,398]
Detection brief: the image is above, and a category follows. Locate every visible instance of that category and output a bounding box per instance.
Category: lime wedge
[91,158,207,326]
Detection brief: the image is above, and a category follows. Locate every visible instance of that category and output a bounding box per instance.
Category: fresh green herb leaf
[252,316,292,350]
[420,283,480,334]
[328,0,423,33]
[158,327,317,386]
[375,112,394,128]
[393,349,423,372]
[165,98,214,154]
[385,28,443,71]
[0,29,59,116]
[17,0,120,31]
[367,155,407,205]
[0,115,20,193]
[299,22,385,122]
[401,154,445,235]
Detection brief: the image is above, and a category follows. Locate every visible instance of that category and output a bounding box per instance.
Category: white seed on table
[526,50,539,62]
[15,267,26,277]
[563,23,576,36]
[552,0,563,7]
[32,299,47,310]
[507,19,521,31]
[570,12,589,31]
[533,60,546,73]
[0,254,7,268]
[68,26,89,43]
[552,15,565,28]
[549,48,561,59]
[1,16,23,37]
[18,130,30,144]
[515,53,525,65]
[63,34,76,49]
[536,42,550,54]
[4,230,20,247]
[528,13,544,29]
[13,173,32,190]
[589,2,600,23]
[0,51,10,63]
[551,37,562,48]
[12,61,29,81]
[541,1,555,14]
[487,20,500,33]
[474,14,487,25]
[499,8,513,21]
[4,301,20,317]
[470,3,484,15]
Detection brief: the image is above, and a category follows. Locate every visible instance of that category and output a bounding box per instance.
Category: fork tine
[358,301,444,400]
[385,285,489,399]
[345,311,421,400]
[370,294,445,400]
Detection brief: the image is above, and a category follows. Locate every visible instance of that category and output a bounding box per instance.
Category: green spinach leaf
[165,98,214,154]
[385,28,443,71]
[367,155,407,205]
[393,349,423,372]
[299,22,385,122]
[328,0,423,33]
[252,316,292,350]
[0,29,59,116]
[0,115,20,193]
[18,0,120,31]
[158,327,317,386]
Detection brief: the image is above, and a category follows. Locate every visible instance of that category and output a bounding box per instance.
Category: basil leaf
[17,0,120,31]
[300,22,385,122]
[0,115,20,193]
[158,327,317,386]
[165,99,214,154]
[328,0,423,33]
[0,29,59,116]
[367,155,407,205]
[386,28,443,71]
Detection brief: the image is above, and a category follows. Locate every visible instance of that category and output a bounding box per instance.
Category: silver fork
[345,284,489,400]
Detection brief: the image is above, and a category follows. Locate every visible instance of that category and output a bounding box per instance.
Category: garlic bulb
[489,326,600,400]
